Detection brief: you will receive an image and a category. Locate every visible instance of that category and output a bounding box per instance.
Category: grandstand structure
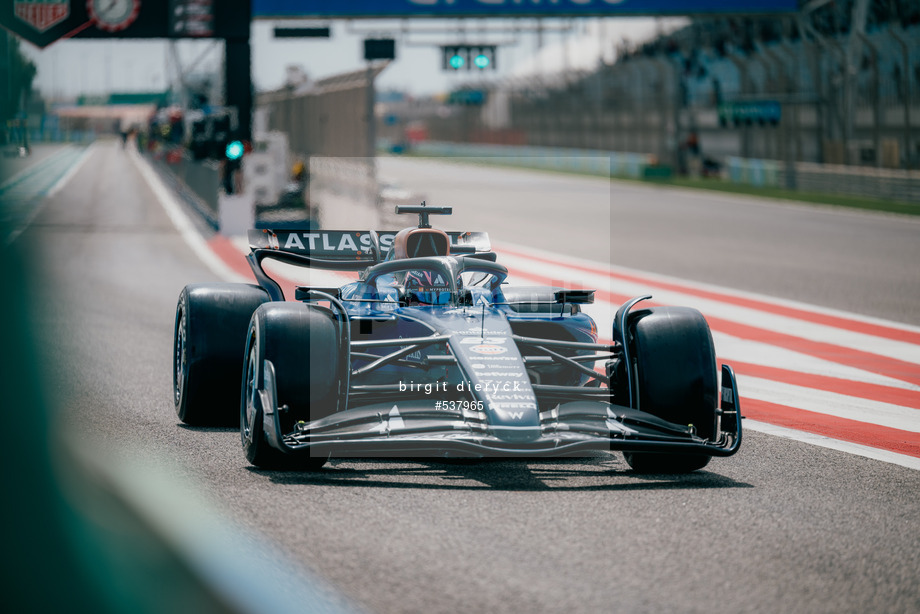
[426,0,919,172]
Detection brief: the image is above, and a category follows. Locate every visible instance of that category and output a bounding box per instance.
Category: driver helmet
[391,227,454,305]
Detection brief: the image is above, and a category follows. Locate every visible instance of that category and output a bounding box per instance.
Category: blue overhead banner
[253,0,800,19]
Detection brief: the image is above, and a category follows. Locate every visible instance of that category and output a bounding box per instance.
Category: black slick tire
[623,306,718,474]
[240,302,341,470]
[173,283,270,426]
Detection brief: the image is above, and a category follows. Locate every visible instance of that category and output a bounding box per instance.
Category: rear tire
[241,302,341,469]
[622,306,717,474]
[174,283,270,426]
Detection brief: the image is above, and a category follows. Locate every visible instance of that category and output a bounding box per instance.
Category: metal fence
[258,65,387,160]
[257,65,392,228]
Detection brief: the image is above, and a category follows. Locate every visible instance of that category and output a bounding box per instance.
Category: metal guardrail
[785,162,920,204]
[409,141,654,179]
[727,156,920,204]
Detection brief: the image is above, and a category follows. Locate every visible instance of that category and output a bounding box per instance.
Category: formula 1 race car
[173,205,741,473]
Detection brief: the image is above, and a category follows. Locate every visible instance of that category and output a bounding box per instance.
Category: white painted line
[497,240,920,334]
[46,143,94,198]
[0,145,74,190]
[738,375,920,433]
[497,261,920,390]
[129,146,248,283]
[498,250,920,365]
[494,240,920,469]
[711,331,920,391]
[745,419,920,471]
[8,143,95,244]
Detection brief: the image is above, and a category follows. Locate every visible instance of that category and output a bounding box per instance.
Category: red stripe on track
[706,316,920,388]
[207,235,360,301]
[207,235,302,299]
[208,235,255,281]
[742,398,920,458]
[495,244,920,346]
[729,361,920,410]
[498,260,920,388]
[570,333,918,410]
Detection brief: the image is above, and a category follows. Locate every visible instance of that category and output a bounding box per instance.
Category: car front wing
[255,362,742,460]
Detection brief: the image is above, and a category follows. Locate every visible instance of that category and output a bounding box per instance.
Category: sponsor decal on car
[457,328,507,336]
[263,230,490,257]
[470,344,508,355]
[491,402,538,410]
[473,371,524,377]
[460,336,508,344]
[282,231,397,253]
[488,393,536,401]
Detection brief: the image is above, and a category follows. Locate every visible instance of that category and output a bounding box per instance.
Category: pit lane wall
[137,63,396,235]
[142,146,220,230]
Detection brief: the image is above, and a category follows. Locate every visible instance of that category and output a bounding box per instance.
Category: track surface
[22,141,920,613]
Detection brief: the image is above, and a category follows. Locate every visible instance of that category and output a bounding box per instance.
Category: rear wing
[248,229,491,263]
[248,229,492,302]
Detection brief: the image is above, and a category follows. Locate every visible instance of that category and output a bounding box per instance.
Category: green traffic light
[225,140,244,160]
[449,54,464,69]
[473,54,490,69]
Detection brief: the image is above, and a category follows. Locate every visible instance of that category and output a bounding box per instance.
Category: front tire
[622,306,718,474]
[241,302,342,469]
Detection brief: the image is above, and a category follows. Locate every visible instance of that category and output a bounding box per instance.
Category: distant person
[292,160,307,184]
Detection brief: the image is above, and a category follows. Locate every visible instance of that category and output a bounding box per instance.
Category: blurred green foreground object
[0,214,353,614]
[0,237,112,612]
